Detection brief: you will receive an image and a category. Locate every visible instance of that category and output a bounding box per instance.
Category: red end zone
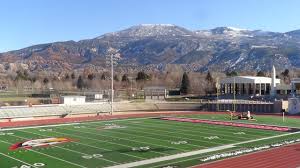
[160,117,292,132]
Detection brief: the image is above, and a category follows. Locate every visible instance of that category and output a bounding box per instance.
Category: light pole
[233,77,236,112]
[216,78,220,111]
[128,76,134,99]
[107,47,119,115]
[110,50,114,115]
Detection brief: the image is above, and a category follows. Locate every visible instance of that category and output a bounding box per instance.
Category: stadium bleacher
[0,103,111,119]
[0,102,200,119]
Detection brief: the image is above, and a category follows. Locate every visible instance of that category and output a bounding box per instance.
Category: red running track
[160,117,291,132]
[195,143,300,168]
[0,111,299,129]
[0,111,209,129]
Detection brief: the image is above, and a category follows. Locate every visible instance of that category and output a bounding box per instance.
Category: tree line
[2,66,297,95]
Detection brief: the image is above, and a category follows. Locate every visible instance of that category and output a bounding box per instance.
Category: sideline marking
[105,131,300,168]
[0,117,153,131]
[0,123,80,131]
[106,145,234,168]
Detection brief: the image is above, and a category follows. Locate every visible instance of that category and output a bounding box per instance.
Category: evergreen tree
[43,77,49,85]
[65,74,70,80]
[101,73,107,80]
[71,73,75,79]
[136,71,150,81]
[282,69,289,77]
[77,76,84,90]
[87,73,95,80]
[114,74,119,81]
[121,74,129,82]
[16,70,29,80]
[281,69,290,84]
[205,71,213,83]
[205,71,216,95]
[180,72,190,94]
[30,76,37,83]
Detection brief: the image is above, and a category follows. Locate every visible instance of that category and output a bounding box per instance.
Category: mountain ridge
[1,24,300,73]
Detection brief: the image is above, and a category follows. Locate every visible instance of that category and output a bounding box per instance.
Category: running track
[0,111,299,129]
[0,111,210,128]
[195,143,300,168]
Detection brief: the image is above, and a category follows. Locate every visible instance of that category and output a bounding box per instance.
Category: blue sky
[1,0,300,52]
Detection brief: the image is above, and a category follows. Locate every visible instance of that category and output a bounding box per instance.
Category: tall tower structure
[271,65,276,96]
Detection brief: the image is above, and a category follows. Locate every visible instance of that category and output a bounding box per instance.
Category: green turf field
[0,114,300,168]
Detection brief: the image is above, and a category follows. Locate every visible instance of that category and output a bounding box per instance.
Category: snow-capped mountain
[1,24,300,73]
[98,24,195,38]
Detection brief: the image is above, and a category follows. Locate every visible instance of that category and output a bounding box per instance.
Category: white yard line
[10,133,119,165]
[82,123,204,149]
[105,131,300,168]
[140,119,277,137]
[50,128,168,156]
[0,139,87,168]
[17,131,127,164]
[28,149,88,168]
[59,127,179,155]
[86,121,238,144]
[20,129,145,160]
[0,152,39,168]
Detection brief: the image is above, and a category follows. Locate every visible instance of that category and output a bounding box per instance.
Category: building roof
[221,76,280,84]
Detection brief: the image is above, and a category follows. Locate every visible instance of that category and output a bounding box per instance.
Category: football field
[0,114,299,168]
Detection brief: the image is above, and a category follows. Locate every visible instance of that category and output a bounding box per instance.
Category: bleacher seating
[0,103,111,119]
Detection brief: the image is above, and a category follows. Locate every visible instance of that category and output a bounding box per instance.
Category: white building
[221,76,280,96]
[60,96,86,105]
